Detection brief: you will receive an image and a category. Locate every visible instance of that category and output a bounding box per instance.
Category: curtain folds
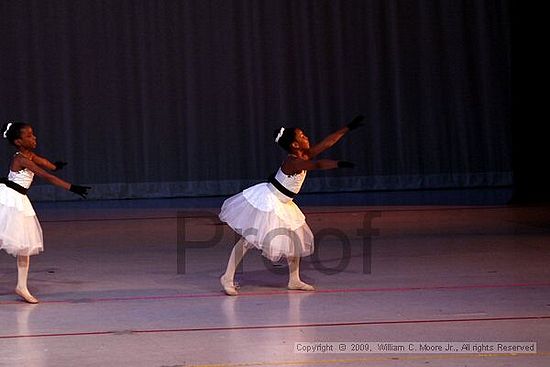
[0,0,512,201]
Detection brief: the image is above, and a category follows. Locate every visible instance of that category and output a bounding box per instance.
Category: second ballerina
[219,116,364,295]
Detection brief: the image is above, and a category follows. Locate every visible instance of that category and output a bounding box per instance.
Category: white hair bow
[275,127,285,143]
[3,122,12,138]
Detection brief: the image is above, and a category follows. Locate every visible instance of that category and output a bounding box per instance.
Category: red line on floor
[1,315,549,340]
[1,282,549,305]
[8,282,550,303]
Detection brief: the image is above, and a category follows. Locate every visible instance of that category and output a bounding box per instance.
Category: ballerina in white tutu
[219,116,364,295]
[1,122,91,303]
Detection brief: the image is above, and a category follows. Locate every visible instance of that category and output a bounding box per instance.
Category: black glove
[53,161,68,171]
[337,160,355,168]
[69,184,91,199]
[346,114,365,131]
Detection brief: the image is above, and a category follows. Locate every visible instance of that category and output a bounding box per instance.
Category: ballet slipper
[287,280,315,291]
[15,288,39,304]
[220,275,238,296]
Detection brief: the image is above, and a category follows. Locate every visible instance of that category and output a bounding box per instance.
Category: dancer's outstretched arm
[306,128,349,159]
[307,115,364,158]
[25,153,66,171]
[16,155,90,197]
[16,155,71,189]
[282,156,354,174]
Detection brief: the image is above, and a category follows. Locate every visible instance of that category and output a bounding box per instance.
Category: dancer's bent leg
[220,237,249,296]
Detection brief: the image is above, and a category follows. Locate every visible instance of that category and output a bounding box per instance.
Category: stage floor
[1,200,549,366]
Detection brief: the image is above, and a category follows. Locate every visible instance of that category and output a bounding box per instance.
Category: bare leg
[15,255,39,304]
[220,237,249,296]
[287,256,314,291]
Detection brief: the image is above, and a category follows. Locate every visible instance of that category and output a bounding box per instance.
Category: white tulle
[0,173,44,257]
[219,182,314,262]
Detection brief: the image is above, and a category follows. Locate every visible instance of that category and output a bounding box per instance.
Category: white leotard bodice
[273,167,307,195]
[7,169,34,189]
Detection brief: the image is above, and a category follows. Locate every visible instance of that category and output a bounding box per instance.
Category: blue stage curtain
[0,0,512,201]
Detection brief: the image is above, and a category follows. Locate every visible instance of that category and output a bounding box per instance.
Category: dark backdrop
[0,0,512,201]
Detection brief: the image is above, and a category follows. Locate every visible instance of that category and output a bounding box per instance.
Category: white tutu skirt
[0,185,44,257]
[219,182,314,261]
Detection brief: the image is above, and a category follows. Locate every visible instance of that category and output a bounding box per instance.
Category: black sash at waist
[0,177,28,195]
[267,173,297,199]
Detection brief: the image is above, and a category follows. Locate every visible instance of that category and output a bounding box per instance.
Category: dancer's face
[293,129,310,150]
[15,126,37,150]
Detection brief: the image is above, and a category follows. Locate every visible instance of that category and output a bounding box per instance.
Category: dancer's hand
[337,160,355,168]
[69,184,91,198]
[346,115,365,131]
[53,161,68,171]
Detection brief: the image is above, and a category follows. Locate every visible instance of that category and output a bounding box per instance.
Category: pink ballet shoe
[220,275,238,296]
[15,288,39,304]
[288,281,315,291]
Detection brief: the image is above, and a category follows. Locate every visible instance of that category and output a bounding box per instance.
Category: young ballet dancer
[0,122,91,303]
[219,115,364,295]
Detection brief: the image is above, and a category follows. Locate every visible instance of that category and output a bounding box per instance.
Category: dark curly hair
[2,121,31,146]
[273,127,297,152]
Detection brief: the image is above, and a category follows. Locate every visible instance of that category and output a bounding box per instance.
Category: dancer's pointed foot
[220,275,238,296]
[15,288,39,304]
[288,280,315,291]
